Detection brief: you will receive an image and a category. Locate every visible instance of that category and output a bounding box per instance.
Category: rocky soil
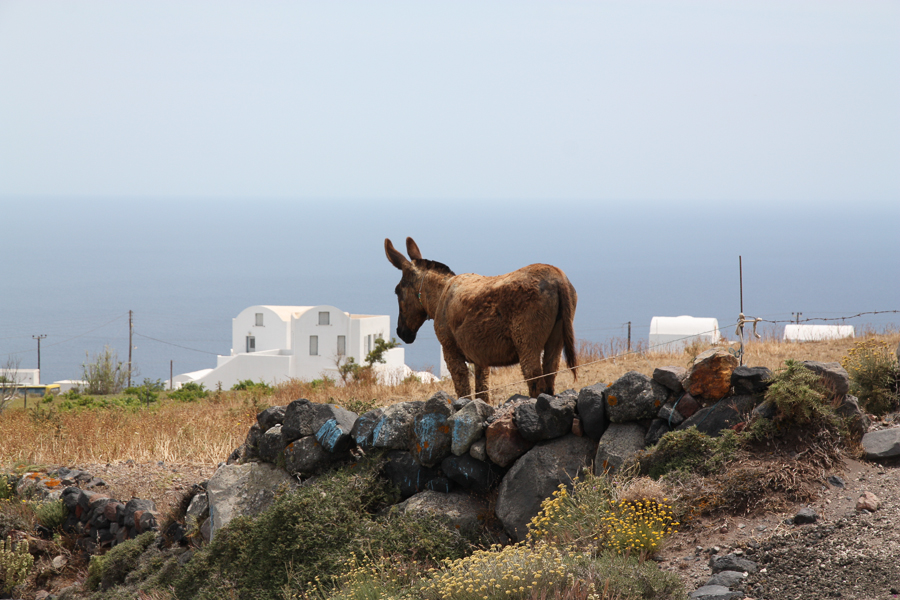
[657,455,900,599]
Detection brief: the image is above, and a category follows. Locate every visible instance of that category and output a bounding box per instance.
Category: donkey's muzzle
[397,325,416,344]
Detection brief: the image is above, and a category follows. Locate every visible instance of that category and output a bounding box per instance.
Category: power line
[132,331,221,356]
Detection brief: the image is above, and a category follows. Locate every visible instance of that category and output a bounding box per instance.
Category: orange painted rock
[684,349,739,402]
[485,411,534,468]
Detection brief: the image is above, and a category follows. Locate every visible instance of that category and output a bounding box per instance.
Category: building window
[318,311,330,326]
[366,334,372,353]
[309,335,318,356]
[255,313,264,326]
[337,335,346,356]
[246,336,256,353]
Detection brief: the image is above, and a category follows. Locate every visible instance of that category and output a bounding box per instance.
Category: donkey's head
[384,237,430,343]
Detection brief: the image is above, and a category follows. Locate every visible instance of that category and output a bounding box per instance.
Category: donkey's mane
[414,259,455,276]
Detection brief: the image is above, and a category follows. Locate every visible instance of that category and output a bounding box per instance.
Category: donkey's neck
[418,269,452,319]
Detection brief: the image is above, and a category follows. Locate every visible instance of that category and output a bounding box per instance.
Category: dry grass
[0,329,896,469]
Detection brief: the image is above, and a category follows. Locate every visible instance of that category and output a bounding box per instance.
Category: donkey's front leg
[474,365,491,404]
[443,347,472,400]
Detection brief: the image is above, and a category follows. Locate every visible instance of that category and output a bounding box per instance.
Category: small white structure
[783,324,854,342]
[52,380,87,394]
[174,305,436,390]
[649,316,721,353]
[1,368,40,386]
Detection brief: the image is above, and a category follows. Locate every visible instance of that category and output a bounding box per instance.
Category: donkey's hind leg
[474,365,491,403]
[540,320,566,396]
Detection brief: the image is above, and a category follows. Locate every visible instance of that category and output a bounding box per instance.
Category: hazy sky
[1,1,898,205]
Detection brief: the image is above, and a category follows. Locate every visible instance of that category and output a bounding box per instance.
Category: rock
[282,399,357,447]
[383,450,444,498]
[495,434,597,541]
[856,491,880,512]
[793,507,818,524]
[284,435,351,476]
[689,585,743,599]
[469,438,487,461]
[485,409,534,468]
[412,393,456,467]
[658,403,684,426]
[675,393,701,418]
[709,553,758,574]
[731,366,772,396]
[206,462,299,540]
[257,425,285,463]
[571,417,583,436]
[595,422,646,473]
[185,492,209,522]
[677,395,757,437]
[441,454,505,493]
[448,399,494,456]
[752,401,777,420]
[605,371,668,422]
[51,555,67,570]
[827,474,845,488]
[122,498,156,531]
[685,349,739,402]
[836,395,870,440]
[861,427,900,460]
[228,423,262,464]
[576,382,608,439]
[394,490,489,533]
[801,361,850,399]
[653,366,686,393]
[256,405,286,431]
[515,394,575,442]
[315,408,358,453]
[350,408,384,449]
[644,418,670,446]
[705,570,746,588]
[373,401,425,450]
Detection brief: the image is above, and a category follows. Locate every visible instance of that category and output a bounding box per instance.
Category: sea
[1,198,897,387]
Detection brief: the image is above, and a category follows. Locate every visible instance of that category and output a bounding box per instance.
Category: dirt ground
[656,454,900,600]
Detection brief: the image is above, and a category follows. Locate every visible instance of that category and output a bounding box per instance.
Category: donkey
[385,237,577,403]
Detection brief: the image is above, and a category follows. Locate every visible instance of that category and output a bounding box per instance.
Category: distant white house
[174,305,437,390]
[783,324,854,342]
[648,316,721,353]
[1,368,40,386]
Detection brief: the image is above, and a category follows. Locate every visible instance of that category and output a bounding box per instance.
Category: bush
[168,382,209,403]
[34,500,67,532]
[86,531,156,591]
[0,536,33,594]
[639,427,739,480]
[231,380,273,393]
[841,339,900,415]
[528,473,678,559]
[174,458,475,600]
[83,346,130,395]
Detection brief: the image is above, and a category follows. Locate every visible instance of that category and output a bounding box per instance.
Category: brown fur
[385,237,577,403]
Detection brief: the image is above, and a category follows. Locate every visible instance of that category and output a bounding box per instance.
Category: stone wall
[211,350,867,541]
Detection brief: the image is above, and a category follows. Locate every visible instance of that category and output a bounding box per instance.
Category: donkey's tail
[558,278,578,379]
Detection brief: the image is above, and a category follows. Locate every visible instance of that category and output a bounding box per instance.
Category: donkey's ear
[385,238,409,270]
[406,237,423,261]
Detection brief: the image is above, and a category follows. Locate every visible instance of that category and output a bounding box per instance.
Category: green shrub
[231,380,273,393]
[0,536,33,594]
[34,500,67,532]
[842,339,900,415]
[174,458,475,600]
[83,346,131,395]
[168,382,209,403]
[0,476,13,501]
[639,427,739,480]
[86,531,156,591]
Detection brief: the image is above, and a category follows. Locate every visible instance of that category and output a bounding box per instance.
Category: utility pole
[627,322,631,352]
[128,310,133,389]
[32,334,47,376]
[792,312,802,324]
[170,360,173,391]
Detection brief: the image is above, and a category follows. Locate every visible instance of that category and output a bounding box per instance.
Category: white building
[783,324,854,342]
[174,305,436,389]
[648,316,722,353]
